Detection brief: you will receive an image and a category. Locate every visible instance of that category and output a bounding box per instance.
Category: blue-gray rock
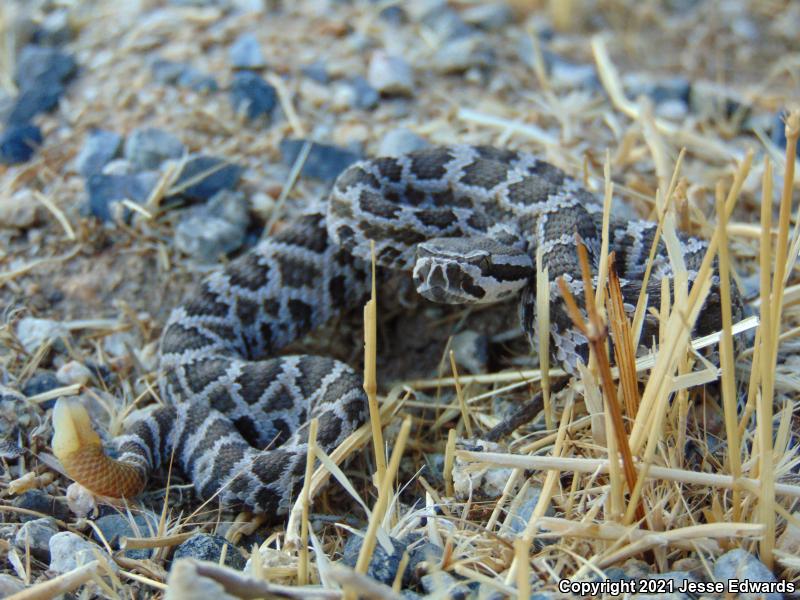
[174,190,250,262]
[550,57,599,89]
[378,128,428,157]
[170,154,242,202]
[368,52,414,96]
[94,513,157,559]
[351,76,379,110]
[713,549,781,600]
[507,486,552,537]
[279,139,361,182]
[432,35,495,73]
[624,74,690,105]
[301,61,329,84]
[6,84,63,125]
[32,10,74,46]
[0,575,25,597]
[421,5,473,40]
[12,490,70,522]
[22,371,61,408]
[342,534,406,586]
[14,45,77,92]
[124,127,185,170]
[49,532,116,574]
[14,517,59,561]
[173,534,246,570]
[229,33,266,69]
[75,129,122,177]
[177,67,218,93]
[150,58,186,84]
[0,124,42,164]
[420,571,475,599]
[86,172,158,222]
[406,540,444,581]
[461,3,513,30]
[378,5,407,24]
[230,72,277,121]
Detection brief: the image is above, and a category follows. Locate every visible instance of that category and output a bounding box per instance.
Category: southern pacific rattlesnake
[53,145,737,519]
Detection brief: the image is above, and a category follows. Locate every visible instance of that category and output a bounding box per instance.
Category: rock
[174,190,250,262]
[505,486,554,540]
[166,559,240,600]
[0,574,25,596]
[75,129,122,177]
[102,158,137,176]
[229,33,266,69]
[49,531,115,574]
[623,74,690,105]
[406,540,444,579]
[86,172,158,222]
[124,127,185,170]
[461,3,513,30]
[14,517,59,561]
[229,72,277,121]
[655,99,688,121]
[378,5,407,25]
[0,189,41,229]
[170,154,242,202]
[713,549,781,600]
[150,58,187,84]
[33,10,74,46]
[173,534,246,570]
[177,68,219,93]
[94,513,156,559]
[16,317,69,354]
[0,124,43,164]
[56,361,92,385]
[450,330,489,374]
[14,45,77,93]
[23,371,60,395]
[452,440,514,499]
[301,61,329,84]
[550,58,599,89]
[351,76,379,110]
[420,571,474,598]
[420,5,473,41]
[432,35,494,73]
[368,51,414,96]
[6,85,63,125]
[278,139,361,182]
[342,534,406,586]
[12,490,70,522]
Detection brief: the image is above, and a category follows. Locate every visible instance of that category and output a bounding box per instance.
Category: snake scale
[53,145,738,519]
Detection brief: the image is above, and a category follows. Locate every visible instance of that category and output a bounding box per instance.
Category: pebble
[461,3,513,30]
[450,330,489,374]
[75,129,122,177]
[505,486,552,537]
[6,85,63,125]
[14,45,77,93]
[56,360,93,385]
[102,158,137,176]
[49,531,116,574]
[229,72,277,121]
[713,549,782,599]
[342,534,406,586]
[173,533,246,570]
[279,139,361,182]
[85,172,158,222]
[124,127,185,171]
[16,317,69,354]
[0,188,41,229]
[452,440,514,499]
[406,539,444,579]
[432,35,495,73]
[12,490,71,522]
[174,190,250,262]
[94,513,156,559]
[368,51,414,96]
[33,10,74,46]
[0,575,25,597]
[378,128,428,156]
[351,76,380,110]
[420,5,473,41]
[420,571,474,598]
[550,58,599,89]
[170,154,242,202]
[655,99,689,121]
[177,67,219,93]
[229,33,266,69]
[22,371,61,408]
[623,74,691,105]
[378,5,408,25]
[150,58,186,84]
[14,517,59,561]
[0,124,43,164]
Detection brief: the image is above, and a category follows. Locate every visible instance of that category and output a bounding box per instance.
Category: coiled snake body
[53,145,735,519]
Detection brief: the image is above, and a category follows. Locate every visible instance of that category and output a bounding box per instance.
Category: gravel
[229,72,277,121]
[85,172,159,222]
[124,127,186,170]
[14,518,59,561]
[368,51,414,96]
[279,139,361,182]
[229,32,266,69]
[173,534,246,570]
[49,531,116,574]
[0,124,43,164]
[169,154,243,202]
[174,190,251,261]
[75,129,122,177]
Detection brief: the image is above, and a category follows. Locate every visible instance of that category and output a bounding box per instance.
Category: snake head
[412,237,533,305]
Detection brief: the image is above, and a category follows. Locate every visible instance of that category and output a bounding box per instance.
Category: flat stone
[75,129,122,177]
[170,154,242,202]
[301,61,329,84]
[49,531,115,574]
[86,172,158,222]
[368,51,414,96]
[94,513,157,559]
[713,549,781,600]
[229,72,277,121]
[14,517,59,561]
[229,33,266,69]
[177,67,218,93]
[378,128,429,157]
[0,188,42,229]
[6,84,63,125]
[420,5,473,40]
[14,45,77,92]
[174,190,250,262]
[0,124,43,164]
[173,533,246,570]
[16,317,69,354]
[378,5,408,24]
[351,76,379,110]
[150,58,187,84]
[279,139,361,182]
[124,127,185,170]
[12,490,70,522]
[22,371,60,408]
[461,3,513,30]
[432,35,495,73]
[342,534,406,586]
[33,10,74,46]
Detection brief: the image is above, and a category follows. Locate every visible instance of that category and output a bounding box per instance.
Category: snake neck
[59,443,146,499]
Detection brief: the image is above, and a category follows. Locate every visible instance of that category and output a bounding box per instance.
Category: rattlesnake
[53,145,738,519]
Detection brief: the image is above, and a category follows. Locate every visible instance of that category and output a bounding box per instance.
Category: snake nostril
[429,264,447,288]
